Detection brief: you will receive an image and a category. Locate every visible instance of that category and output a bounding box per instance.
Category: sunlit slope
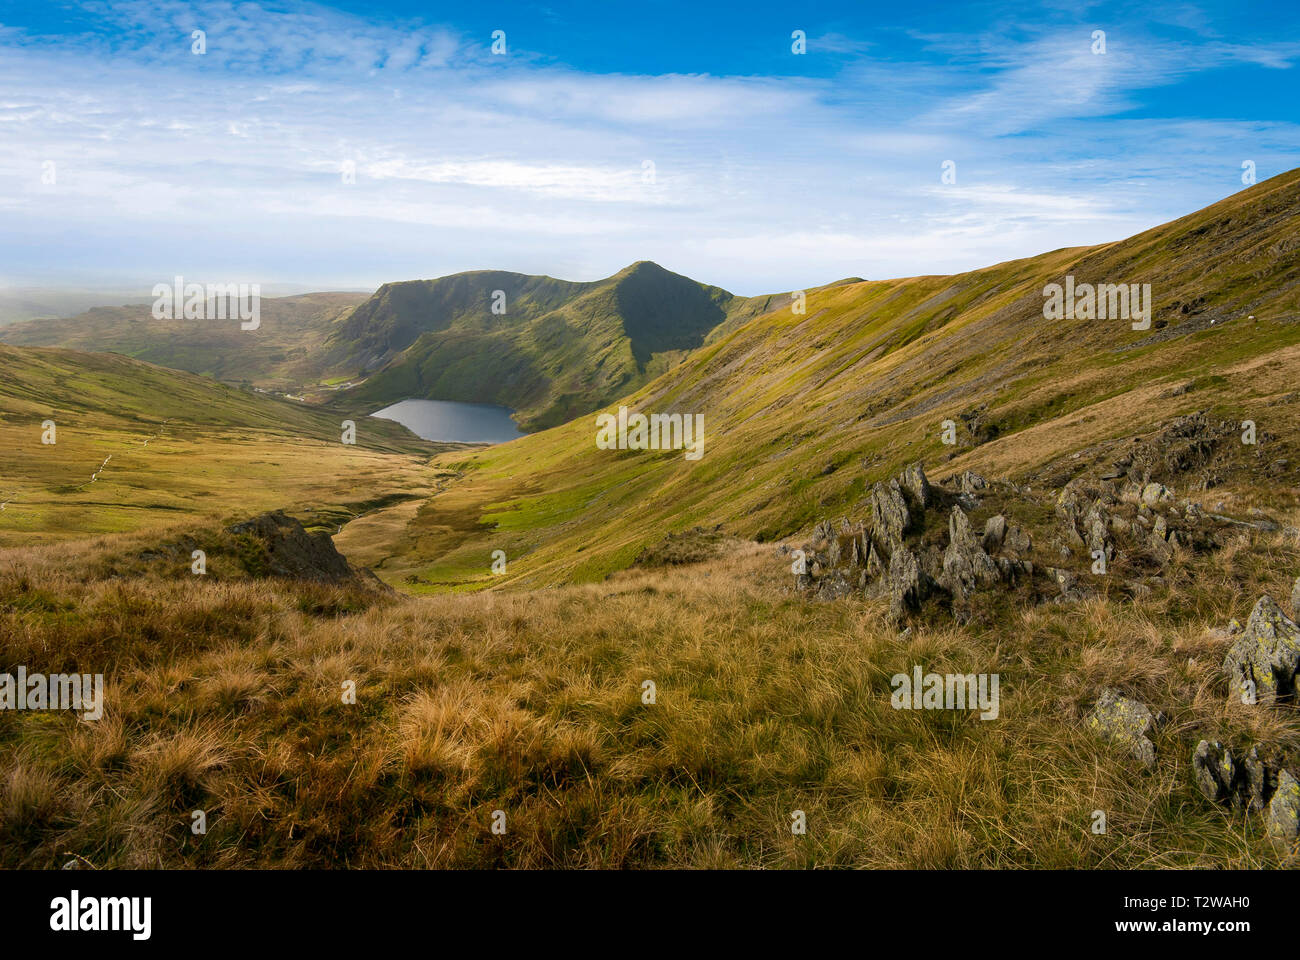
[382,170,1300,590]
[0,292,369,392]
[0,344,445,545]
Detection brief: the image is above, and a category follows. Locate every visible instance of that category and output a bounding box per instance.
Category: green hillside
[369,170,1300,590]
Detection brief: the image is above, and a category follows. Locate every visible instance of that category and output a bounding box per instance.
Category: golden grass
[3,522,1298,868]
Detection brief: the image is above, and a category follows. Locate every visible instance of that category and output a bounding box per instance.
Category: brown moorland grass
[2,520,1299,869]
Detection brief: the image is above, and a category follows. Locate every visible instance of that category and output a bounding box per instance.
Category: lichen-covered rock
[1084,505,1110,559]
[1141,482,1173,507]
[1192,740,1237,803]
[1267,770,1300,854]
[1292,576,1300,620]
[898,462,931,509]
[959,471,987,496]
[1148,528,1174,564]
[1086,688,1159,767]
[1046,566,1085,601]
[1240,746,1276,814]
[865,542,884,577]
[813,569,856,601]
[1222,596,1300,704]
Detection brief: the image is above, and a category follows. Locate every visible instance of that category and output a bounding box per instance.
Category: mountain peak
[616,260,670,278]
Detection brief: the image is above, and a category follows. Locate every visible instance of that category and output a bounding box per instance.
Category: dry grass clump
[1,518,1298,868]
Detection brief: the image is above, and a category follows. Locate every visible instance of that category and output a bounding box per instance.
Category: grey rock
[1003,525,1032,557]
[982,514,1007,553]
[1292,576,1300,619]
[1047,567,1081,599]
[867,479,910,554]
[1267,770,1300,854]
[1086,688,1159,767]
[1148,529,1173,564]
[887,546,927,621]
[897,462,931,509]
[865,543,884,577]
[1084,506,1110,559]
[941,506,999,603]
[1192,740,1237,804]
[1141,482,1172,507]
[1222,596,1300,704]
[1241,746,1275,813]
[814,569,856,601]
[959,470,987,496]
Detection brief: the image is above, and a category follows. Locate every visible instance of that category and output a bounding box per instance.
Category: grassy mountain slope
[0,344,450,546]
[371,170,1300,591]
[335,261,764,429]
[0,292,370,393]
[5,177,1300,872]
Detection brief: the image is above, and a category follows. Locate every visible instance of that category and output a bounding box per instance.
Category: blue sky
[0,0,1297,296]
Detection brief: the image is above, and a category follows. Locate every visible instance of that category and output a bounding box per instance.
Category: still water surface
[370,399,524,444]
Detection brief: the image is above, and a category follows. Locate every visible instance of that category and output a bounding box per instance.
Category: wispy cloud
[0,0,1296,294]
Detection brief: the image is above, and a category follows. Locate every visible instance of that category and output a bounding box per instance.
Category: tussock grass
[3,522,1298,868]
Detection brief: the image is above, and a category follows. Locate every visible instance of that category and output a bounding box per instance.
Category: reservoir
[370,399,525,444]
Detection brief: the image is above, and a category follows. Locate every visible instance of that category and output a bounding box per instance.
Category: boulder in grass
[1086,688,1160,767]
[1192,740,1237,804]
[1222,596,1300,705]
[1267,770,1300,855]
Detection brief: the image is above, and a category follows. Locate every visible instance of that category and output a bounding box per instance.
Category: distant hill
[0,292,370,392]
[330,261,771,430]
[1,265,786,430]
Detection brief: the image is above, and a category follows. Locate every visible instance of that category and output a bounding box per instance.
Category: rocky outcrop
[1222,596,1300,704]
[1086,689,1160,767]
[794,462,1042,621]
[898,462,932,508]
[228,511,362,583]
[940,506,999,605]
[789,435,1258,623]
[1118,412,1250,492]
[887,545,928,621]
[1192,739,1281,813]
[866,479,910,555]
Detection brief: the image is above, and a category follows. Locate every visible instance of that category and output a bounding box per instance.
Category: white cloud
[0,2,1297,294]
